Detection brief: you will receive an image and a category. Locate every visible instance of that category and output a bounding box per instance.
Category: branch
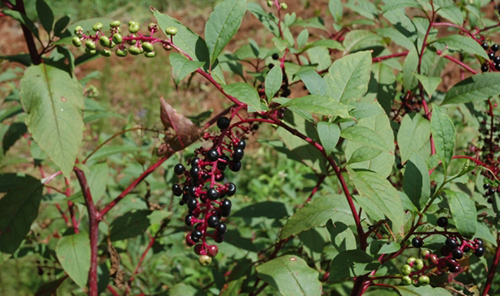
[482,231,500,296]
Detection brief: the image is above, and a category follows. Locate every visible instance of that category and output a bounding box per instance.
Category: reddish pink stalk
[482,232,500,295]
[436,50,477,74]
[372,52,408,63]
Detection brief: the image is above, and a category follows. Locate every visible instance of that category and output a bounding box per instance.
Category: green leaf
[369,240,401,255]
[329,250,380,280]
[398,113,431,164]
[445,190,477,238]
[205,0,246,66]
[53,15,71,37]
[307,46,331,71]
[329,0,343,23]
[326,220,356,253]
[403,48,419,91]
[19,64,84,178]
[247,3,280,37]
[88,163,108,202]
[2,122,27,154]
[317,122,340,156]
[342,30,382,53]
[169,52,205,86]
[36,0,54,33]
[232,201,288,219]
[413,73,441,97]
[341,126,390,152]
[3,9,39,38]
[434,35,489,59]
[223,82,263,112]
[110,210,152,241]
[0,174,43,265]
[431,105,455,169]
[281,195,354,239]
[296,69,326,95]
[476,222,497,246]
[56,233,90,289]
[265,65,283,100]
[280,95,351,118]
[403,153,430,210]
[325,51,372,103]
[395,284,453,295]
[435,0,464,25]
[347,168,405,237]
[345,0,378,20]
[256,255,322,296]
[442,73,500,105]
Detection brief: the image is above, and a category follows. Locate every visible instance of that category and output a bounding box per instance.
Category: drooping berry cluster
[481,42,500,72]
[172,116,250,265]
[72,20,177,58]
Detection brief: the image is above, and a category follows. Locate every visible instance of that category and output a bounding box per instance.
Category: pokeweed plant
[1,0,500,295]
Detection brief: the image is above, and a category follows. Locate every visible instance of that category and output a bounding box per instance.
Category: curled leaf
[159,97,200,151]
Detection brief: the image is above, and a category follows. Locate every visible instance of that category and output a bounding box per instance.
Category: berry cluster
[481,42,500,72]
[172,116,250,265]
[72,20,177,58]
[399,91,422,114]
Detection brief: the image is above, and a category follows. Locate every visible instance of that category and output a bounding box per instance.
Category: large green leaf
[281,95,351,118]
[431,105,455,170]
[329,250,380,280]
[56,233,91,289]
[395,284,452,295]
[265,65,283,100]
[413,73,441,97]
[205,0,246,66]
[256,255,321,296]
[223,82,263,112]
[403,48,419,91]
[433,35,489,59]
[403,153,430,210]
[296,69,326,96]
[398,113,431,163]
[19,64,84,177]
[445,190,477,238]
[36,0,54,33]
[348,168,405,236]
[110,210,152,241]
[317,122,340,156]
[341,126,390,152]
[442,73,500,105]
[325,51,372,103]
[169,52,205,86]
[0,173,43,265]
[281,195,354,239]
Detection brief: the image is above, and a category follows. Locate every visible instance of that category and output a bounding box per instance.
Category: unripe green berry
[198,255,212,266]
[129,45,141,55]
[401,264,412,275]
[99,36,111,47]
[406,257,416,265]
[72,37,82,47]
[142,42,154,52]
[402,275,412,285]
[110,20,121,28]
[418,275,430,286]
[414,259,424,270]
[109,41,116,48]
[148,23,158,31]
[112,33,123,44]
[128,35,136,45]
[85,48,97,55]
[128,20,136,26]
[74,25,83,36]
[85,39,96,50]
[280,2,288,9]
[267,0,274,7]
[100,49,112,57]
[116,48,127,57]
[421,249,431,258]
[145,51,156,58]
[129,23,140,34]
[92,22,103,31]
[165,26,178,35]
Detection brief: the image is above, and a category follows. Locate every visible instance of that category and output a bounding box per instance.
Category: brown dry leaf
[160,96,200,151]
[108,240,120,277]
[114,269,125,290]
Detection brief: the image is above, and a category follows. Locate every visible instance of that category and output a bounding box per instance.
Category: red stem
[74,167,99,296]
[372,52,408,63]
[482,232,500,295]
[436,50,477,74]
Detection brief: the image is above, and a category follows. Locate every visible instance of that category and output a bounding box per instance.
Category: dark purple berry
[489,52,496,59]
[229,161,241,172]
[437,217,448,228]
[217,117,230,130]
[207,188,220,200]
[191,157,200,167]
[215,172,225,182]
[446,237,458,249]
[172,184,183,196]
[186,234,195,246]
[495,63,500,71]
[217,155,230,170]
[476,238,484,247]
[191,230,202,242]
[214,234,225,243]
[463,246,471,253]
[282,88,291,97]
[207,245,219,257]
[174,163,185,175]
[237,140,246,150]
[233,148,244,161]
[187,198,197,211]
[484,183,491,190]
[412,237,423,248]
[272,53,279,60]
[452,248,463,259]
[447,260,461,273]
[475,246,485,257]
[494,56,500,63]
[190,166,200,179]
[492,44,499,52]
[482,42,490,50]
[185,215,194,226]
[189,186,197,197]
[268,63,274,69]
[207,214,220,228]
[207,149,219,161]
[217,222,227,235]
[482,64,489,72]
[220,199,232,217]
[226,182,236,196]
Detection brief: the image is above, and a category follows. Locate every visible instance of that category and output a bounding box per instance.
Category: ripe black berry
[217,155,230,170]
[207,188,220,200]
[172,184,183,196]
[187,198,197,211]
[233,148,244,161]
[494,56,500,63]
[484,183,491,190]
[229,161,241,172]
[237,140,246,150]
[437,217,448,228]
[226,182,236,196]
[207,149,219,161]
[191,230,202,242]
[272,53,279,60]
[282,88,291,97]
[481,64,489,72]
[268,63,274,69]
[495,63,500,71]
[174,163,185,175]
[475,246,485,257]
[412,237,423,248]
[217,117,231,130]
[489,52,496,59]
[214,234,225,243]
[185,215,194,226]
[217,222,227,235]
[452,248,463,259]
[463,246,471,253]
[215,172,225,182]
[492,44,499,52]
[482,42,489,50]
[446,237,458,249]
[207,214,220,228]
[191,157,200,167]
[476,238,484,247]
[447,260,460,273]
[190,166,200,179]
[221,199,232,217]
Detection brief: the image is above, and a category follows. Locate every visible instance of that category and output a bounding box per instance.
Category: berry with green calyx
[112,33,123,44]
[418,275,430,286]
[129,45,141,55]
[100,49,112,57]
[414,259,424,270]
[129,23,140,33]
[128,20,136,26]
[148,23,158,31]
[72,37,82,47]
[402,275,412,285]
[267,0,273,7]
[142,42,154,52]
[116,48,127,57]
[92,22,103,31]
[74,25,83,36]
[85,48,97,55]
[165,26,178,35]
[421,249,431,258]
[145,51,156,58]
[109,41,116,48]
[198,255,212,266]
[280,2,288,9]
[406,257,416,265]
[110,20,121,28]
[99,36,111,47]
[85,40,96,50]
[401,264,412,275]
